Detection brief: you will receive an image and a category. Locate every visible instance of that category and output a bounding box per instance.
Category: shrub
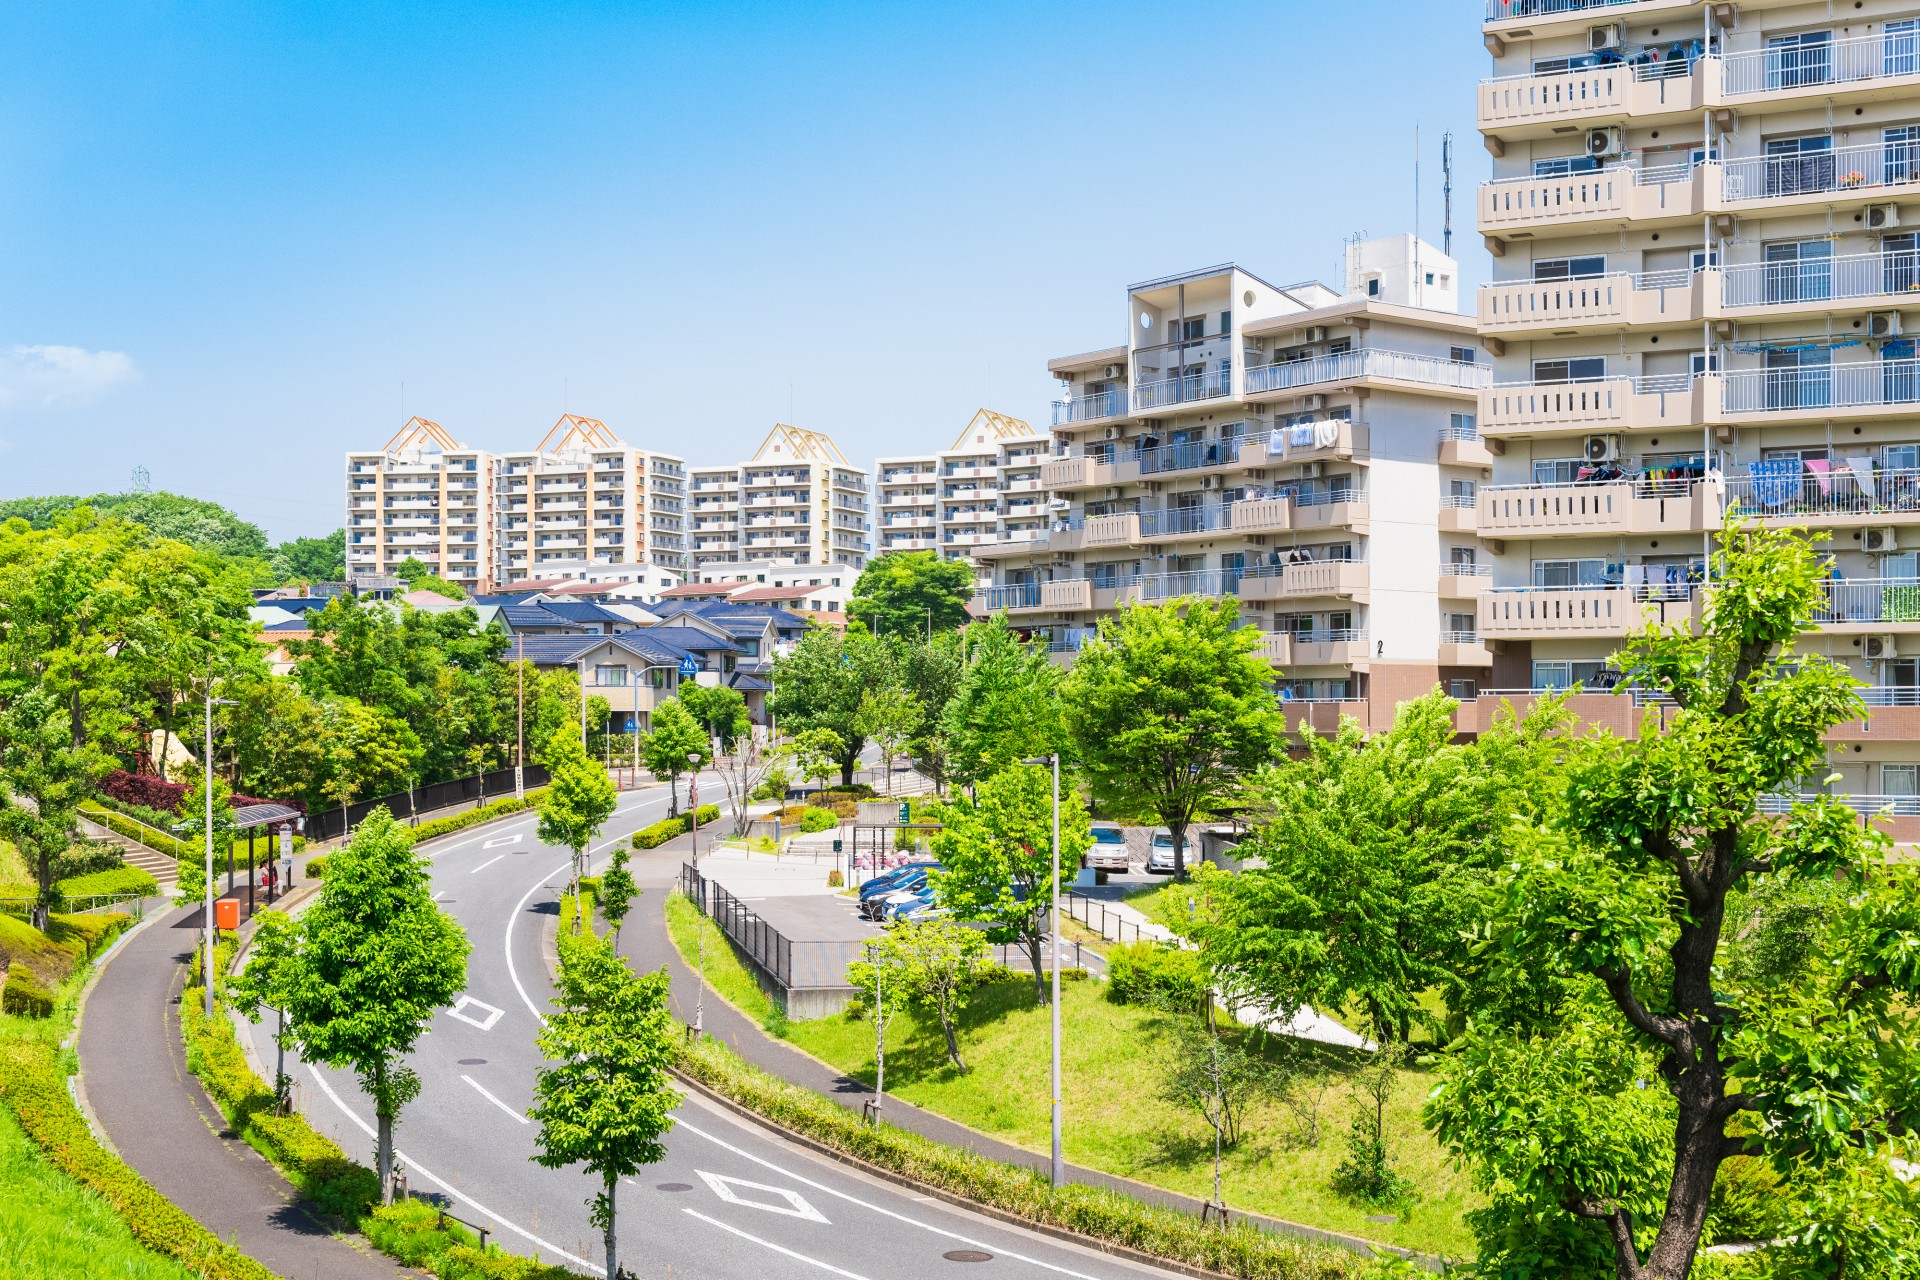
[826,869,844,888]
[54,867,159,904]
[44,911,130,960]
[1106,942,1209,1009]
[55,842,129,877]
[406,789,549,847]
[100,770,284,815]
[2,969,54,1017]
[304,856,329,880]
[81,803,196,862]
[633,804,723,850]
[365,1199,574,1279]
[800,807,839,833]
[0,1038,279,1279]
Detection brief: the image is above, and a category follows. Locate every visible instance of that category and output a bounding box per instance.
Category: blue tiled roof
[537,600,623,625]
[500,605,588,631]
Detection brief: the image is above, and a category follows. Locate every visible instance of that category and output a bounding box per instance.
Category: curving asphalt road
[254,780,1179,1280]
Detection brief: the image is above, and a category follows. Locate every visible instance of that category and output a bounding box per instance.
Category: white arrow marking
[483,834,522,849]
[470,855,505,874]
[446,995,504,1031]
[696,1170,830,1223]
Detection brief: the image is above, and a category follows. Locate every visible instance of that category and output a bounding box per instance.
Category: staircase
[78,815,178,887]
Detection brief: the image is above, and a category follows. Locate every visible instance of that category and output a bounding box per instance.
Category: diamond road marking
[483,834,523,849]
[696,1170,830,1223]
[446,996,504,1031]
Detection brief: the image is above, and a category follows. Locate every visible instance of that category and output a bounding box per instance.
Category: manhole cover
[944,1251,993,1263]
[457,1059,487,1066]
[656,1182,693,1192]
[1365,1214,1399,1224]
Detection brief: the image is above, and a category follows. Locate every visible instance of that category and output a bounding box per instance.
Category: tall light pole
[1024,752,1064,1187]
[514,633,525,800]
[203,684,237,1016]
[690,748,707,1038]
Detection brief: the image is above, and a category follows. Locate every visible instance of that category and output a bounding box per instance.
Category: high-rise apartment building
[685,425,870,572]
[493,415,687,584]
[975,236,1494,729]
[1476,0,1920,802]
[873,409,1049,571]
[344,418,495,591]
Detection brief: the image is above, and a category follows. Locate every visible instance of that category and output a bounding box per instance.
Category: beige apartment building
[686,424,870,572]
[1476,0,1920,825]
[873,409,1049,574]
[492,415,686,584]
[974,235,1496,731]
[344,418,495,591]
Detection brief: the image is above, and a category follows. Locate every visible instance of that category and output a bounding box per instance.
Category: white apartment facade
[493,415,687,584]
[975,235,1496,731]
[685,424,870,572]
[873,409,1049,573]
[344,418,495,592]
[1476,0,1920,818]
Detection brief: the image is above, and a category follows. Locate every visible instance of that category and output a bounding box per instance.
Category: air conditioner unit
[1872,310,1905,339]
[1589,22,1623,51]
[1301,394,1327,411]
[1870,203,1903,230]
[1588,126,1625,160]
[1867,526,1900,553]
[1304,326,1329,343]
[1300,462,1326,479]
[1867,634,1901,660]
[1103,363,1123,380]
[1583,434,1621,463]
[1201,476,1222,491]
[1103,425,1122,440]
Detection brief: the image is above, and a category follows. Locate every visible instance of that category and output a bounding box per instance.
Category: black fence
[306,764,551,843]
[679,863,792,988]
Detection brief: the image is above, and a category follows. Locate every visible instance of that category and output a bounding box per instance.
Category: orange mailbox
[214,898,240,931]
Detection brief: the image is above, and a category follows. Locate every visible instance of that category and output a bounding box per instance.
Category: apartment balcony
[1479,476,1722,538]
[1478,268,1704,336]
[1813,578,1920,633]
[1478,163,1705,238]
[1439,496,1478,534]
[882,514,935,529]
[1483,0,1702,39]
[880,469,937,485]
[1243,349,1487,400]
[1052,387,1130,427]
[1235,560,1369,604]
[1268,629,1371,669]
[1720,142,1920,212]
[1290,492,1371,534]
[1130,366,1233,413]
[1440,564,1494,600]
[1040,453,1141,491]
[1043,579,1093,611]
[1437,630,1495,669]
[942,531,1000,548]
[1225,495,1296,536]
[945,464,996,480]
[881,535,938,552]
[1480,585,1697,639]
[1720,32,1920,112]
[1478,60,1704,140]
[1003,475,1045,493]
[1723,465,1920,529]
[971,531,1054,560]
[946,508,999,525]
[1721,252,1920,320]
[1257,420,1371,467]
[1479,374,1708,438]
[1136,505,1224,544]
[1078,513,1140,549]
[1720,360,1920,426]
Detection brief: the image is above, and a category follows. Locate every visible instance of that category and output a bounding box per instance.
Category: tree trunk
[603,1174,619,1280]
[1026,931,1048,1004]
[1170,819,1188,881]
[840,757,855,787]
[668,773,679,818]
[939,1005,966,1074]
[376,1105,395,1204]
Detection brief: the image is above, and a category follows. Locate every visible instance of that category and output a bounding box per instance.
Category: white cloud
[0,344,139,409]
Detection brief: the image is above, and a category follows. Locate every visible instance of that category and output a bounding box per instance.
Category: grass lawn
[661,893,1480,1259]
[0,838,31,890]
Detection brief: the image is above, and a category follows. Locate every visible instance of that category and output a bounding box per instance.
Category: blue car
[859,861,939,902]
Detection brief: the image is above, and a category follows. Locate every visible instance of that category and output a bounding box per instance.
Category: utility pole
[515,633,525,800]
[1024,752,1065,1186]
[202,681,236,1016]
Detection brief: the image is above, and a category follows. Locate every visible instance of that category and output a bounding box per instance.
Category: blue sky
[0,1,1486,541]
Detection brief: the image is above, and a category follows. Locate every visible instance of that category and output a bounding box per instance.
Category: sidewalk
[75,904,408,1279]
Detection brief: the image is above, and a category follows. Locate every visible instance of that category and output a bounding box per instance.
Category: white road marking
[697,1170,829,1223]
[470,855,506,875]
[461,1074,530,1125]
[682,1208,869,1279]
[674,1117,1104,1279]
[483,834,522,849]
[304,1065,602,1275]
[432,891,446,902]
[446,995,504,1031]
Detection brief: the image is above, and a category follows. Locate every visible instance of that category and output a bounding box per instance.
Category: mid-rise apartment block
[686,425,870,572]
[1476,0,1920,812]
[493,415,687,585]
[874,409,1049,572]
[344,418,495,592]
[975,235,1494,730]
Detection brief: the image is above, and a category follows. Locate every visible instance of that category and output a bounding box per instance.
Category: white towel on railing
[1314,421,1340,448]
[1289,423,1315,448]
[1268,427,1286,455]
[1849,456,1878,496]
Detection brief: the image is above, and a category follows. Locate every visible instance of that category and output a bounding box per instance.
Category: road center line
[682,1208,871,1280]
[469,854,506,875]
[673,1117,1104,1279]
[304,1065,599,1274]
[461,1074,530,1125]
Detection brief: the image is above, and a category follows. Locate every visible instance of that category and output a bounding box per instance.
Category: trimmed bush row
[673,1035,1364,1280]
[52,866,159,903]
[0,912,133,1017]
[365,1198,574,1280]
[81,803,195,862]
[405,788,549,847]
[0,1038,278,1280]
[633,804,721,850]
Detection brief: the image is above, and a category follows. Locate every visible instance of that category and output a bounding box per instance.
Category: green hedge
[800,807,839,833]
[2,970,53,1017]
[633,804,721,850]
[364,1199,573,1279]
[406,788,549,847]
[674,1035,1362,1280]
[80,803,193,862]
[1106,941,1209,1009]
[54,866,159,903]
[0,1038,278,1280]
[304,855,330,880]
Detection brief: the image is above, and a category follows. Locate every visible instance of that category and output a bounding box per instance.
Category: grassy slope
[661,894,1478,1258]
[0,838,29,886]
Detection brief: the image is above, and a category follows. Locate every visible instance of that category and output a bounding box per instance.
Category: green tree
[1426,522,1920,1280]
[530,935,679,1280]
[0,491,271,560]
[678,682,750,754]
[929,764,1089,1003]
[599,847,637,948]
[174,772,236,907]
[0,688,110,929]
[849,550,975,638]
[538,728,618,923]
[1156,999,1278,1214]
[268,529,346,584]
[392,556,467,601]
[941,616,1065,791]
[1065,598,1282,878]
[259,808,468,1201]
[771,628,893,785]
[224,677,334,810]
[790,727,843,792]
[865,917,991,1073]
[901,632,964,794]
[316,697,418,824]
[641,698,708,817]
[855,685,919,796]
[230,910,301,1110]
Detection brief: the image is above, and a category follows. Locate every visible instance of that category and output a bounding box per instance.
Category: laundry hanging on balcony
[1728,337,1865,354]
[1747,456,1803,510]
[1313,421,1340,448]
[1806,457,1834,496]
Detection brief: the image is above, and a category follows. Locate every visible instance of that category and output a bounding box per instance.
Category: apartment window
[1450,346,1476,365]
[649,667,667,688]
[1179,316,1205,342]
[1328,337,1353,356]
[1533,255,1607,282]
[1532,558,1610,587]
[1367,277,1381,297]
[1446,678,1478,699]
[1884,764,1920,797]
[1763,133,1834,197]
[1447,612,1477,634]
[1766,30,1833,90]
[1534,153,1600,178]
[1532,357,1607,384]
[594,664,629,687]
[1449,412,1478,438]
[1218,311,1231,334]
[1449,546,1478,567]
[1763,239,1834,304]
[1532,660,1616,691]
[1890,20,1920,77]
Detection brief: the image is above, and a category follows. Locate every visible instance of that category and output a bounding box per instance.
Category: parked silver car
[1086,822,1131,873]
[1146,828,1187,874]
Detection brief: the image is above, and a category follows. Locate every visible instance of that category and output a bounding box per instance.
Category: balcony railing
[1440,630,1481,645]
[1051,387,1129,425]
[1723,251,1920,309]
[1814,577,1920,627]
[1274,628,1366,645]
[1722,360,1920,416]
[1441,563,1493,578]
[1132,367,1232,411]
[1723,465,1920,520]
[1723,31,1920,99]
[1484,0,1663,18]
[1758,792,1920,817]
[1138,438,1238,475]
[976,584,1041,611]
[1245,349,1488,397]
[1723,141,1920,204]
[1137,505,1223,538]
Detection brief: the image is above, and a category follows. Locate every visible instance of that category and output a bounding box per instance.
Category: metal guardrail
[1050,388,1129,425]
[678,863,792,987]
[1485,0,1657,19]
[1722,141,1920,204]
[0,892,148,920]
[1245,349,1488,396]
[1062,891,1162,947]
[1723,465,1920,519]
[1758,792,1920,816]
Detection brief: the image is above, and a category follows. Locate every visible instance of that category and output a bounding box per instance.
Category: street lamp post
[203,685,237,1017]
[689,748,706,1040]
[1024,752,1065,1187]
[514,633,525,800]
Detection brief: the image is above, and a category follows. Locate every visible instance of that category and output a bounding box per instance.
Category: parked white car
[1086,822,1131,872]
[1146,828,1187,875]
